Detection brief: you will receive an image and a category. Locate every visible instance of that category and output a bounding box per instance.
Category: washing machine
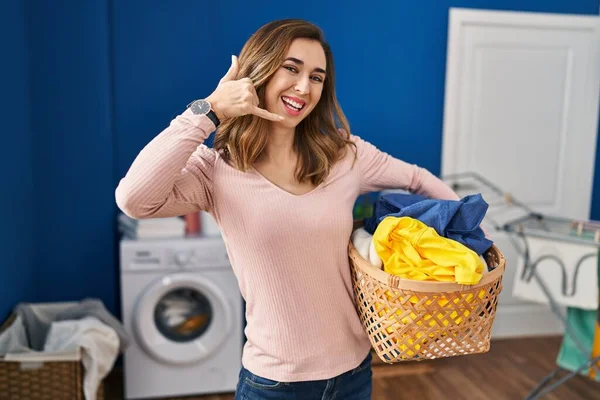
[120,236,243,399]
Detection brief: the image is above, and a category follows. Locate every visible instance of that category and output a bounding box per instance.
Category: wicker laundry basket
[349,223,506,364]
[0,314,104,400]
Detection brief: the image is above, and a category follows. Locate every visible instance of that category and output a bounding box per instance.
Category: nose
[294,75,310,95]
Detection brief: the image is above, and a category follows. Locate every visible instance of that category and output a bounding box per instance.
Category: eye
[283,65,298,73]
[311,75,324,83]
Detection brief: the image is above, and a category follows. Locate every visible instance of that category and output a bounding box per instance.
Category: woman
[116,19,459,400]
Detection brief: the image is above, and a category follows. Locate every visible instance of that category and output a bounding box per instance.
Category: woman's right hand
[205,55,284,122]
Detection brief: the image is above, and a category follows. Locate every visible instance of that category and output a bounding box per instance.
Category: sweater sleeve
[352,134,459,200]
[115,108,218,219]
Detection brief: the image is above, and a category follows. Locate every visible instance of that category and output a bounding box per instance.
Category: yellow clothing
[373,216,484,285]
[371,216,487,358]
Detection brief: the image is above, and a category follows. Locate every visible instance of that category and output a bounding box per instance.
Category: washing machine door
[133,273,233,365]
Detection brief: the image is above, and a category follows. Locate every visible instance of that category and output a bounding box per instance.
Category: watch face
[190,100,211,115]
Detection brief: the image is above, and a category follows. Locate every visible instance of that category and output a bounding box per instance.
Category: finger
[219,55,239,84]
[249,94,259,107]
[247,84,259,106]
[249,105,284,121]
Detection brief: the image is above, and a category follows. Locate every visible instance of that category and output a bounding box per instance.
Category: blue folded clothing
[364,193,493,255]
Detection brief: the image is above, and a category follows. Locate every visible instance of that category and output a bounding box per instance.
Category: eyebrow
[284,57,326,74]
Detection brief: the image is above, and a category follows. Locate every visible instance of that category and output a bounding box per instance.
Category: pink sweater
[115,109,459,382]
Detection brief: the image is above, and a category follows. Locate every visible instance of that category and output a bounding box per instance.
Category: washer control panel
[121,237,230,272]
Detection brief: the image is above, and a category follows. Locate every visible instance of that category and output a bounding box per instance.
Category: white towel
[44,317,119,400]
[352,228,383,269]
[369,240,383,269]
[351,228,371,260]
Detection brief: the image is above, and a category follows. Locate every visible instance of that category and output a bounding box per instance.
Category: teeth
[282,97,303,110]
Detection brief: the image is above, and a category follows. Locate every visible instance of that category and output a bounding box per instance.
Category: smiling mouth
[281,96,306,112]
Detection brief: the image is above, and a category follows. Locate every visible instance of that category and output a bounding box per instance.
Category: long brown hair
[213,19,356,185]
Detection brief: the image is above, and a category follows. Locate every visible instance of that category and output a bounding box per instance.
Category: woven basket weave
[349,226,506,364]
[0,314,104,400]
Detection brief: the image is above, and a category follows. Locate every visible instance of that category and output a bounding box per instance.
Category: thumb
[219,55,239,84]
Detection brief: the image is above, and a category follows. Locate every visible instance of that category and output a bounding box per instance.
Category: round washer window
[153,287,213,343]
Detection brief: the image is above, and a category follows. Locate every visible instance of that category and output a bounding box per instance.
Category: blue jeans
[234,353,373,400]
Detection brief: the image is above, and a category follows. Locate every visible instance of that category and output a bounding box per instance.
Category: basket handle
[387,274,400,287]
[386,273,475,291]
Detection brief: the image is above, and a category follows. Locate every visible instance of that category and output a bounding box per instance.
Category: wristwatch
[187,99,220,127]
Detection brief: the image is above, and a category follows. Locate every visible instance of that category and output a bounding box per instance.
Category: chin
[281,118,302,129]
[283,116,312,130]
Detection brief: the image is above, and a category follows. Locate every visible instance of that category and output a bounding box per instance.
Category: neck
[261,122,296,165]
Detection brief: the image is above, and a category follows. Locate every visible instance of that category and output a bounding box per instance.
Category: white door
[441,8,600,338]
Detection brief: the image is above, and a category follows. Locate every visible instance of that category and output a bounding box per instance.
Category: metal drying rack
[442,172,600,400]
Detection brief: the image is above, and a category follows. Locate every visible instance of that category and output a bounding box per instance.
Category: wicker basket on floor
[349,224,506,364]
[0,314,104,400]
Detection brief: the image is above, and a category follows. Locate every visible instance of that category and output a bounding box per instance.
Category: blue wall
[1,1,35,320]
[3,0,599,319]
[26,1,118,315]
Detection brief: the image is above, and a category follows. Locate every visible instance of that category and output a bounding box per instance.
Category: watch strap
[206,109,220,128]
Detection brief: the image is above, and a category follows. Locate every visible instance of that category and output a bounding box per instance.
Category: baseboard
[491,303,564,339]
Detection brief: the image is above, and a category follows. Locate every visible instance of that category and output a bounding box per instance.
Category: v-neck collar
[250,167,325,198]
